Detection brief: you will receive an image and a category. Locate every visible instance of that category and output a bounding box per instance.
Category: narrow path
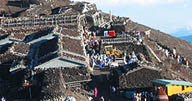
[91,69,127,101]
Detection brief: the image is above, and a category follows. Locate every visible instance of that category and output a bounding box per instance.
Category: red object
[94,88,98,98]
[23,82,31,87]
[91,37,95,41]
[154,86,168,101]
[174,54,177,59]
[108,31,116,37]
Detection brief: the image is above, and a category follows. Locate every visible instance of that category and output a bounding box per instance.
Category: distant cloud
[72,0,185,5]
[184,4,188,8]
[187,25,192,31]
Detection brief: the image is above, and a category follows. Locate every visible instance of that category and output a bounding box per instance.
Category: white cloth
[173,49,176,55]
[104,31,109,36]
[110,62,118,67]
[88,96,93,101]
[165,50,169,57]
[64,96,76,101]
[145,30,151,38]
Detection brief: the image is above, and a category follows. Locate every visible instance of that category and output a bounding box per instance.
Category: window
[182,86,184,91]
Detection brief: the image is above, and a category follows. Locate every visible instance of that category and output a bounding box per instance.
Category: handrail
[65,79,92,85]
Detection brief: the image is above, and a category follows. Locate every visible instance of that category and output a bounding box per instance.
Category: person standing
[94,88,98,98]
[99,60,103,70]
[137,31,142,43]
[173,48,176,59]
[186,59,189,68]
[133,93,137,101]
[165,49,169,57]
[111,86,116,96]
[177,55,180,63]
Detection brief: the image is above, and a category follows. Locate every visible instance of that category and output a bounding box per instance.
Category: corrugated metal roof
[35,57,87,69]
[152,79,192,87]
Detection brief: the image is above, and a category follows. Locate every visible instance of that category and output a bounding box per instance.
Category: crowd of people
[113,91,154,101]
[83,24,152,71]
[156,43,190,67]
[90,84,155,101]
[132,30,190,68]
[83,27,120,70]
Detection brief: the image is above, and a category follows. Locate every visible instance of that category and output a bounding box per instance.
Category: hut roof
[118,66,162,89]
[152,79,192,87]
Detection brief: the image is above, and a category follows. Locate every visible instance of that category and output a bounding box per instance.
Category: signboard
[108,31,116,37]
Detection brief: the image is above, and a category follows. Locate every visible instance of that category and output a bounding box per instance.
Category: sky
[73,0,192,34]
